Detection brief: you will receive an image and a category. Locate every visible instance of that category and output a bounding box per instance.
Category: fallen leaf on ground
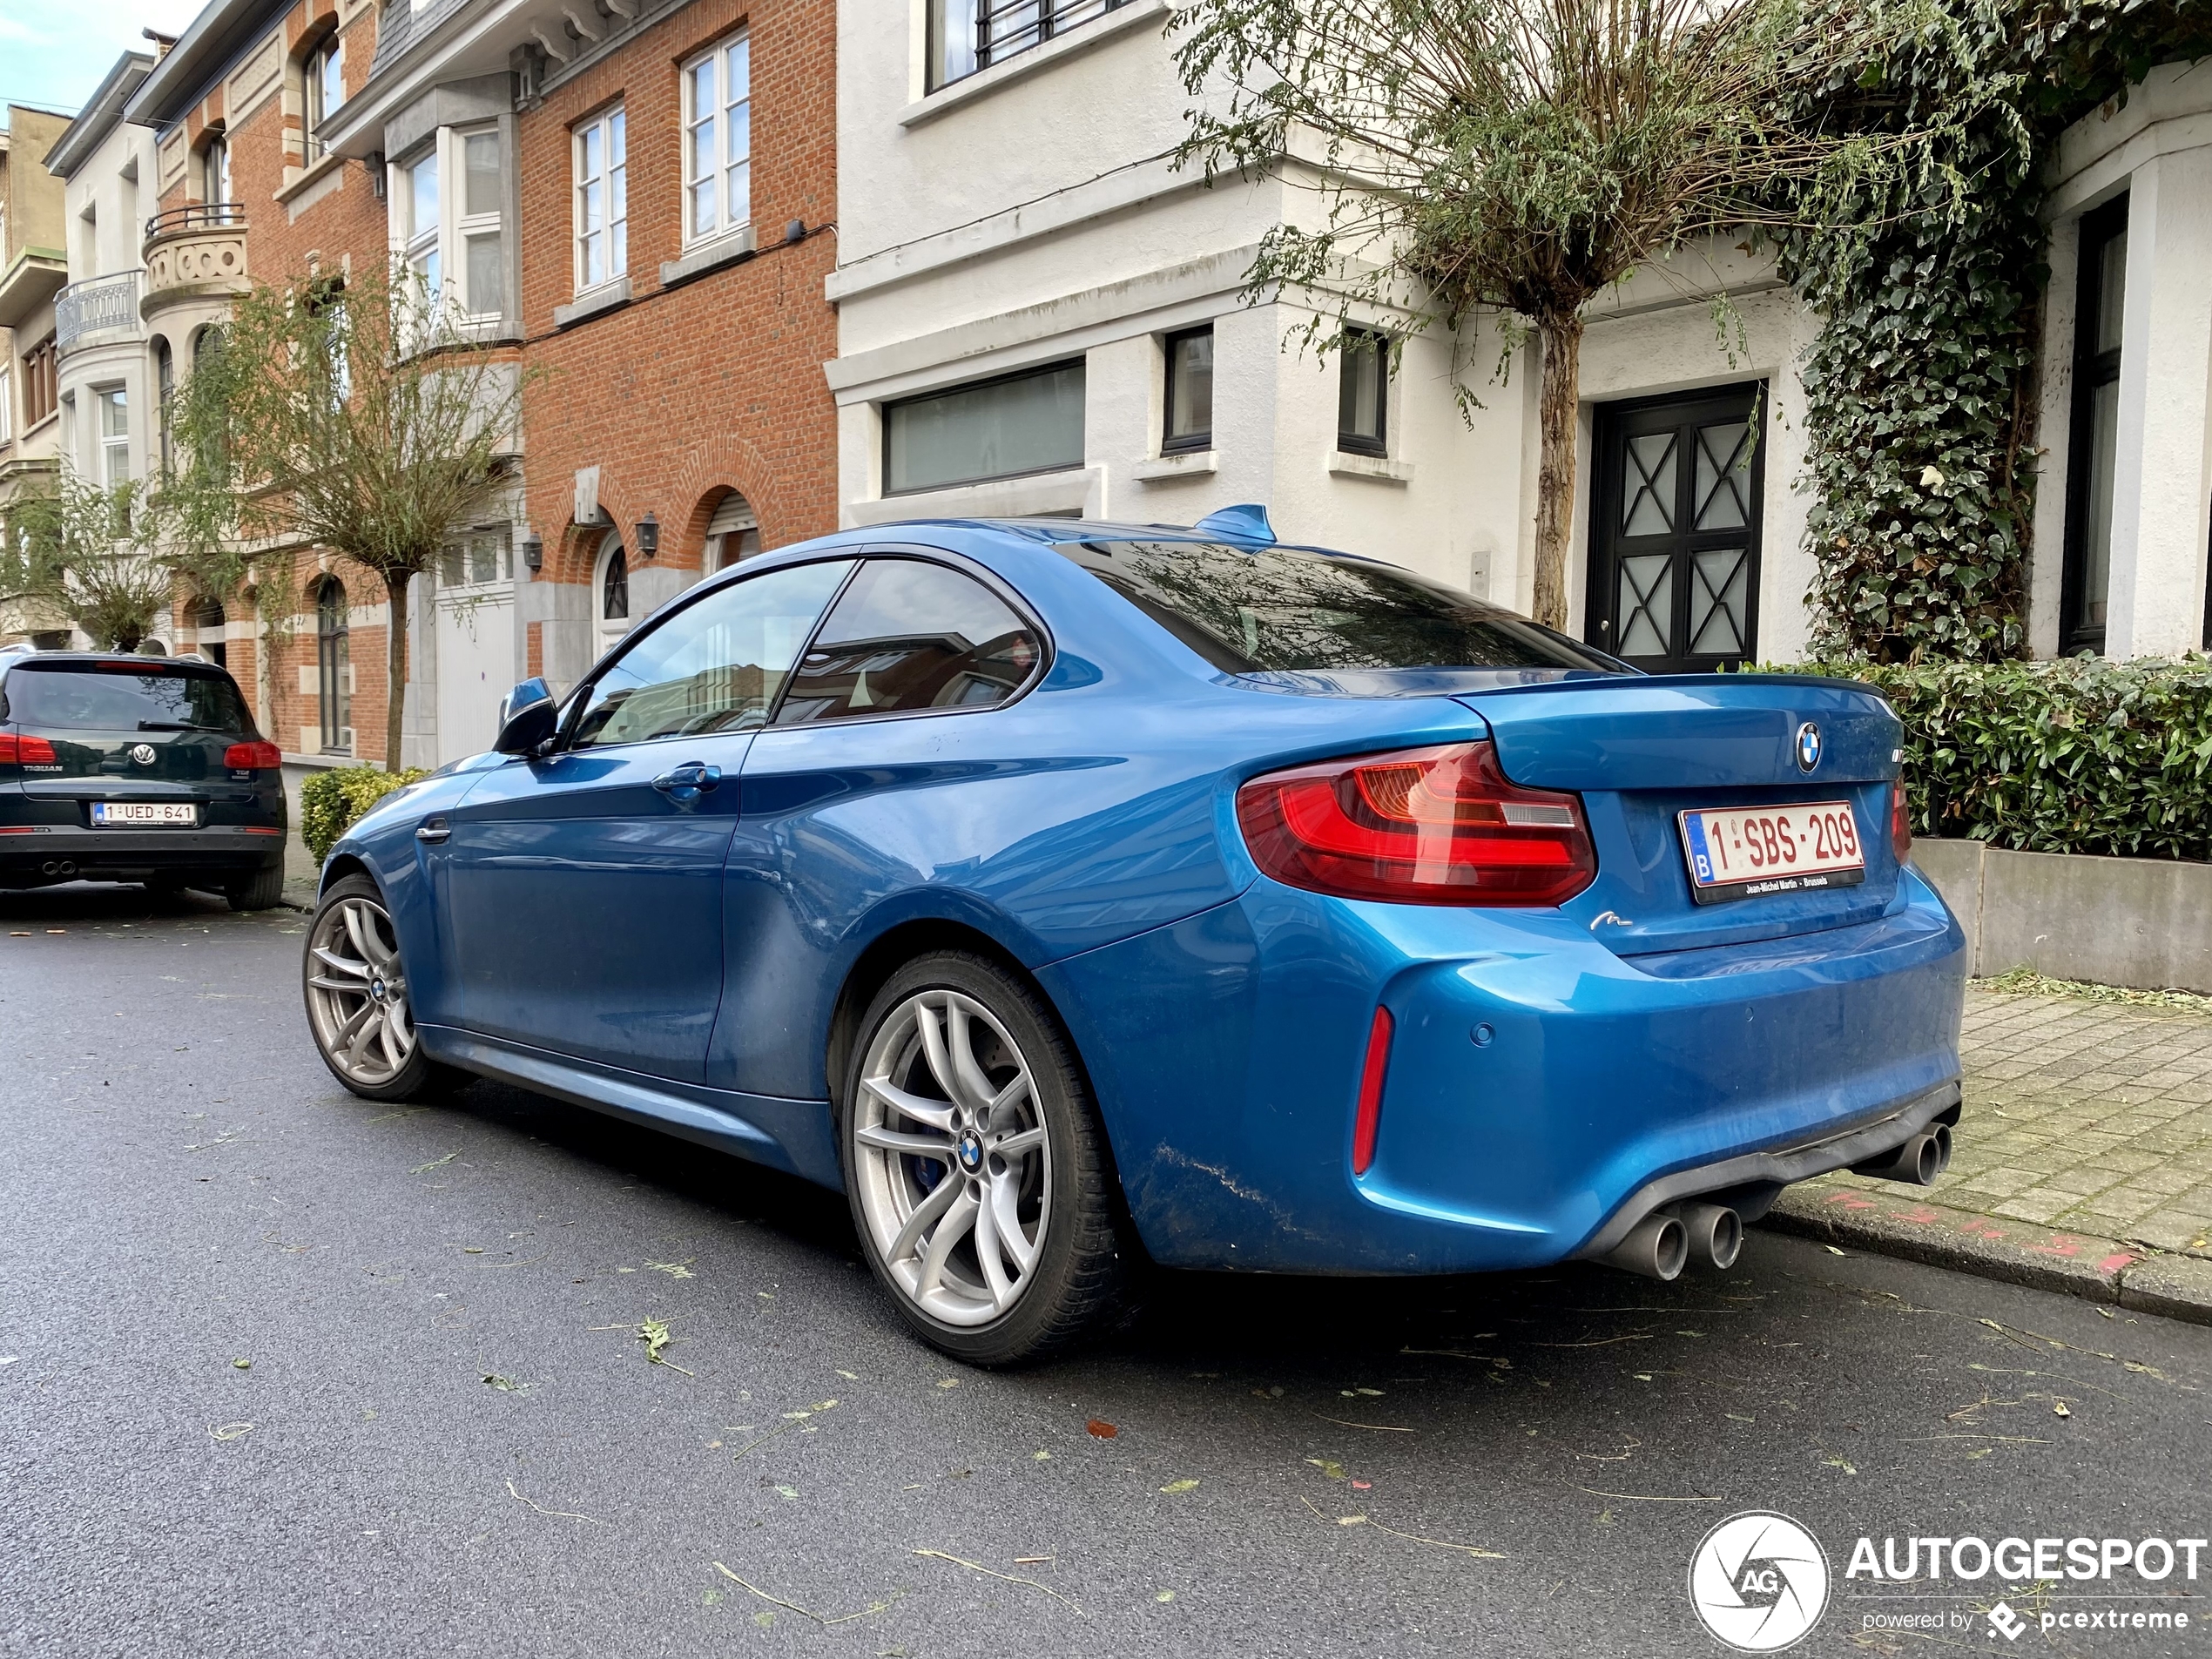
[1160,1479,1200,1494]
[232,1359,251,1370]
[1156,1590,1176,1603]
[646,1260,694,1278]
[2054,1400,2072,1418]
[936,1377,959,1389]
[1033,1450,1051,1461]
[1307,1458,1347,1480]
[1086,1419,1117,1439]
[410,1150,460,1174]
[209,1421,253,1441]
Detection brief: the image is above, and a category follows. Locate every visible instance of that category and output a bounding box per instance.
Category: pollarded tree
[1170,0,2009,630]
[167,264,533,768]
[0,470,178,651]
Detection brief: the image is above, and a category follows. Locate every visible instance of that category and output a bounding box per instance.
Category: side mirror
[494,677,558,755]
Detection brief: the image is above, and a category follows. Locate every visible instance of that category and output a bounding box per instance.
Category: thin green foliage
[166,263,538,765]
[299,764,431,861]
[0,470,195,651]
[1169,0,2007,629]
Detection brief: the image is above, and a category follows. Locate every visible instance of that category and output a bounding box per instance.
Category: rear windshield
[3,663,253,734]
[1057,540,1622,674]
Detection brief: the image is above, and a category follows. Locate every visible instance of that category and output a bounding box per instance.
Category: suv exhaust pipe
[1602,1211,1688,1282]
[40,860,78,879]
[1851,1123,1952,1186]
[1677,1202,1743,1271]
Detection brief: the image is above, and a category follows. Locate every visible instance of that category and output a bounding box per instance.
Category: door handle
[415,818,450,843]
[651,762,721,799]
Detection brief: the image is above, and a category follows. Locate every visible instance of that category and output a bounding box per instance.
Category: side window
[775,558,1040,725]
[570,560,853,750]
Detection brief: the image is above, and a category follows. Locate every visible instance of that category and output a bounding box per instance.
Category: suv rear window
[1057,540,1621,674]
[3,663,253,734]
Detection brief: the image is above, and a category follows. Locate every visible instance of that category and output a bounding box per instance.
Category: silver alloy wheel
[853,988,1051,1328]
[304,894,417,1088]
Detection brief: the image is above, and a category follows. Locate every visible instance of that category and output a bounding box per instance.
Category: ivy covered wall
[1786,0,2212,664]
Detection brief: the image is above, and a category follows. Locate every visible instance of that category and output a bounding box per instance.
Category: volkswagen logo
[1794,722,1822,773]
[129,743,158,767]
[1689,1511,1831,1652]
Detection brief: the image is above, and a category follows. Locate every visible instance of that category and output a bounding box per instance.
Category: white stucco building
[833,3,2211,666]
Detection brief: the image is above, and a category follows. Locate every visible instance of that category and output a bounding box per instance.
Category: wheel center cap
[955,1130,984,1172]
[370,978,388,1002]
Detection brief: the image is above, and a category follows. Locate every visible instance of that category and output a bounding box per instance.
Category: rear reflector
[1352,1005,1393,1176]
[0,732,58,765]
[240,826,284,835]
[224,740,283,770]
[1236,740,1596,907]
[1891,782,1912,864]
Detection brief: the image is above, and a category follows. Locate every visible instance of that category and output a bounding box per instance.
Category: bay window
[683,32,751,245]
[98,388,129,487]
[394,127,506,322]
[574,105,627,292]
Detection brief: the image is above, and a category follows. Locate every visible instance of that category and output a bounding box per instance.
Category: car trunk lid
[1455,674,1908,954]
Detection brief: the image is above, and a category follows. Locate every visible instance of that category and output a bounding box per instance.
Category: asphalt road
[5,883,2212,1659]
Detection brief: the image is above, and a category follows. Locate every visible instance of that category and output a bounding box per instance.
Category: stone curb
[1761,1184,2212,1328]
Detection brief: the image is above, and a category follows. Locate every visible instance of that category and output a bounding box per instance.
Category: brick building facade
[118,0,837,770]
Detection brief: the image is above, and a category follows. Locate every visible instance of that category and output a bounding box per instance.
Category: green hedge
[1797,657,2212,861]
[300,765,431,862]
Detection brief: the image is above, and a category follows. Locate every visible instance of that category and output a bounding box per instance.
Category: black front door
[1588,384,1764,672]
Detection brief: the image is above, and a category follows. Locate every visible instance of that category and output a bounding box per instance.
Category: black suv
[0,651,288,909]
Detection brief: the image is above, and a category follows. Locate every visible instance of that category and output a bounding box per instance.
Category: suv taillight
[0,732,57,765]
[1236,741,1596,907]
[1892,782,1912,864]
[224,740,283,770]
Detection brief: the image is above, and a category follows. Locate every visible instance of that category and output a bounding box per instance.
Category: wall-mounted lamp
[520,529,543,573]
[636,512,659,559]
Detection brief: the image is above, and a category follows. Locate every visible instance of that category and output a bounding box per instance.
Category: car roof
[0,650,238,678]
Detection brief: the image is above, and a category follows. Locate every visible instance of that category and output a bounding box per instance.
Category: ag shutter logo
[1689,1511,1832,1652]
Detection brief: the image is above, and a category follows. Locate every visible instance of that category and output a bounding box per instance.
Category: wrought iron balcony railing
[53,271,143,349]
[144,202,248,246]
[933,0,1127,90]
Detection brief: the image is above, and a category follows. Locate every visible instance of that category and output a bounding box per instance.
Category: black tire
[302,873,469,1103]
[227,863,287,911]
[840,950,1132,1366]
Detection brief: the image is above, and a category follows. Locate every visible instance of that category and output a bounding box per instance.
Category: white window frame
[201,133,232,206]
[681,30,751,247]
[97,385,130,486]
[0,368,11,446]
[572,105,627,294]
[304,37,345,163]
[392,126,504,325]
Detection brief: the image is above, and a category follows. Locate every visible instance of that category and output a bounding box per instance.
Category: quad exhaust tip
[1603,1212,1689,1282]
[1851,1122,1953,1186]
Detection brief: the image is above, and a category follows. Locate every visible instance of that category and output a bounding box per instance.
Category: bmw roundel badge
[1794,722,1822,773]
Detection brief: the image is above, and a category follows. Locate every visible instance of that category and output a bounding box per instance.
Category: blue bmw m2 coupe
[304,509,1966,1362]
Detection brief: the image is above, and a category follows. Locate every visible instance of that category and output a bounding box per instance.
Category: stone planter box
[1911,837,2212,994]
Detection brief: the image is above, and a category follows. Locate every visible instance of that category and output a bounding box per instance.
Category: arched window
[702,491,759,573]
[153,338,174,475]
[314,577,351,753]
[192,595,226,669]
[598,536,629,639]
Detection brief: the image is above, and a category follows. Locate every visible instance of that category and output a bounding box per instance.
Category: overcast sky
[0,0,209,125]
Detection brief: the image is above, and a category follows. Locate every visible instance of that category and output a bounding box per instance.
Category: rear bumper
[0,825,284,884]
[1043,864,1968,1274]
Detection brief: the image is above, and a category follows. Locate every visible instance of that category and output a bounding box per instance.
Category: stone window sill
[899,0,1171,129]
[553,276,631,330]
[274,151,346,207]
[660,226,757,290]
[1329,450,1413,484]
[1133,449,1217,482]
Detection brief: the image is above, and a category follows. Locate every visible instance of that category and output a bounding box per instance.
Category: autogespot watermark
[1689,1516,2208,1649]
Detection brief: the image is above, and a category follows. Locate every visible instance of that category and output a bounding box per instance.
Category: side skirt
[421,1024,844,1190]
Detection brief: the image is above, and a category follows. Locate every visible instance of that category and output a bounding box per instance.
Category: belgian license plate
[92,801,198,827]
[1678,801,1865,904]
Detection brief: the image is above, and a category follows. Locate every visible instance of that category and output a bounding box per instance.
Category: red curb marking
[1824,1193,1879,1211]
[2097,1252,2137,1272]
[2023,1236,2083,1259]
[1958,1220,2006,1238]
[1898,1207,1940,1224]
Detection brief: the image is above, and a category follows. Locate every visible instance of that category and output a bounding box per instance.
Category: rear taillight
[1891,783,1912,864]
[1236,740,1597,907]
[1352,1006,1393,1176]
[0,732,57,765]
[224,740,283,770]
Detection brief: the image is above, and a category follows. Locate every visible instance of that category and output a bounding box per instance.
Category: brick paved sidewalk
[1771,986,2212,1321]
